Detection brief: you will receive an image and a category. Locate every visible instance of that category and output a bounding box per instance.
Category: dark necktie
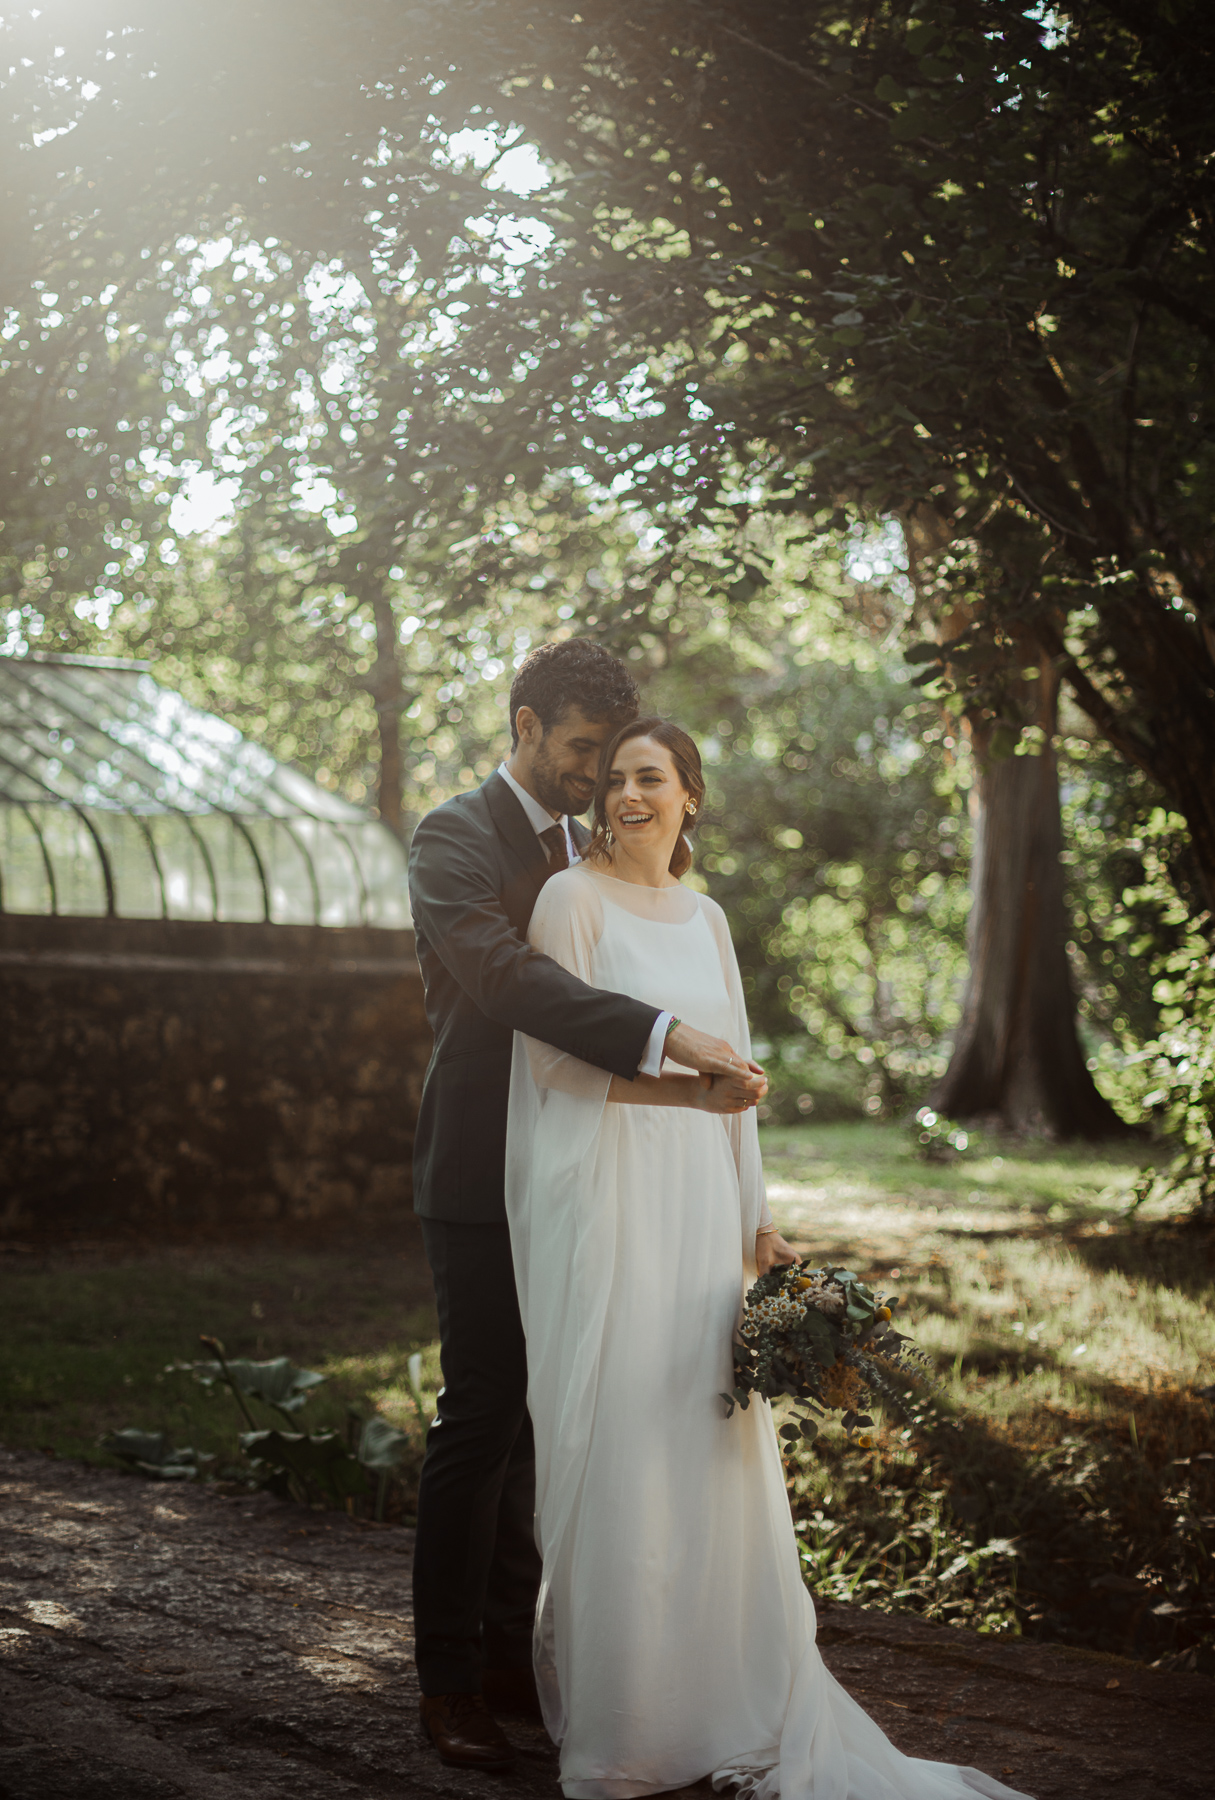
[540,824,569,871]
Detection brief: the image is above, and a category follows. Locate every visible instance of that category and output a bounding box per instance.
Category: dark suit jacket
[408,770,660,1223]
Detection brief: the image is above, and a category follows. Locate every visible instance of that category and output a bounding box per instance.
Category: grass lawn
[762,1123,1214,1670]
[1,1123,1211,1668]
[0,1232,444,1503]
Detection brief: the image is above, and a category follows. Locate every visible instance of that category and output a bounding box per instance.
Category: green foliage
[1054,781,1215,1219]
[98,1429,213,1481]
[615,531,974,1117]
[1132,919,1215,1222]
[182,1351,327,1421]
[357,1415,412,1472]
[910,1107,970,1163]
[399,0,1215,906]
[705,659,970,1118]
[3,1281,432,1519]
[796,1472,1021,1637]
[792,1424,1215,1663]
[730,1263,927,1444]
[763,1124,1215,1663]
[2,4,557,821]
[1058,747,1187,1057]
[356,1413,414,1519]
[1133,1001,1215,1224]
[12,5,1213,854]
[0,1245,438,1493]
[166,1335,405,1507]
[239,1427,370,1505]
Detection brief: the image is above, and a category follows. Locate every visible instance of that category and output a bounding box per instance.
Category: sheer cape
[505,868,769,1746]
[505,865,1033,1800]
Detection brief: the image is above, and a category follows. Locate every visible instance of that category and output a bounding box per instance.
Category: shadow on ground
[1,1449,1211,1800]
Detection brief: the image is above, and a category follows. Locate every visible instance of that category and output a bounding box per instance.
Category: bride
[504,717,1032,1800]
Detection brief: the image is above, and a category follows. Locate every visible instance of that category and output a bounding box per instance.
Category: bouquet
[723,1263,930,1450]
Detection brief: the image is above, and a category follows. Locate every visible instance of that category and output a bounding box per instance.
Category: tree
[901,510,1129,1135]
[637,539,972,1120]
[12,5,1213,859]
[931,671,1127,1135]
[1,3,542,820]
[355,0,1212,1136]
[402,1,1215,896]
[6,3,1208,1144]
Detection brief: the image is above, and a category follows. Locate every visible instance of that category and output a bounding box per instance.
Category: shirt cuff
[639,1012,673,1078]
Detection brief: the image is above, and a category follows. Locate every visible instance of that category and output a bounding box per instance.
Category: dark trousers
[413,1218,542,1695]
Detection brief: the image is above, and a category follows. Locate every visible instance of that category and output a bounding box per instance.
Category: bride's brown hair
[586,717,706,879]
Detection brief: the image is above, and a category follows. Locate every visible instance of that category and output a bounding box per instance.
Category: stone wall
[0,914,431,1240]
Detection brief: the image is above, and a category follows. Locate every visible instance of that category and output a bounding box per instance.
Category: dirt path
[0,1448,1209,1800]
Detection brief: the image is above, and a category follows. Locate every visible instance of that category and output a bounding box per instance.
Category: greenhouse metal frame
[0,653,409,930]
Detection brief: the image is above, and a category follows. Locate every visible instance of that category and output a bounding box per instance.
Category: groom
[407,638,765,1770]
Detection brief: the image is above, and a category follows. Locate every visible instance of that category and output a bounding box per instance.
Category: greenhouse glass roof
[0,653,410,928]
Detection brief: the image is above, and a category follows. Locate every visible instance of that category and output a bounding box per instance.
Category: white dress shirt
[498,761,671,1078]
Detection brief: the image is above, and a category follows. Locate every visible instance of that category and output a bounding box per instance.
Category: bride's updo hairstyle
[586,716,706,878]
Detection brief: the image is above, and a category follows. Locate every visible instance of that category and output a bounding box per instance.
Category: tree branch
[713,23,891,126]
[1124,272,1215,347]
[1032,613,1159,782]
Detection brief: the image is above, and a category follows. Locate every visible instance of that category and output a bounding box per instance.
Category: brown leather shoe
[482,1663,543,1721]
[419,1692,517,1770]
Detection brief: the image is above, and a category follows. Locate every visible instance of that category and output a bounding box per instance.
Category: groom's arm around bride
[405,639,763,1771]
[409,663,762,1233]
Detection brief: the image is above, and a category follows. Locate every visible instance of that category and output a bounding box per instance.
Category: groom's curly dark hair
[509,639,640,747]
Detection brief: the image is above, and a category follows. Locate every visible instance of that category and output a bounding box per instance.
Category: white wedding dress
[505,866,1032,1800]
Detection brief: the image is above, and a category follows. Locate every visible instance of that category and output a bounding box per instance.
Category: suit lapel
[483,771,549,881]
[570,816,592,858]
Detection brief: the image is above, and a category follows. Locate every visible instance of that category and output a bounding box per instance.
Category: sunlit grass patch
[761,1121,1215,1669]
[761,1119,1164,1223]
[902,1238,1213,1405]
[319,1341,444,1424]
[315,1341,446,1508]
[2,1126,1210,1666]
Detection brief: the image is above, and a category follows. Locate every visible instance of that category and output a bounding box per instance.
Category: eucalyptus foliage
[726,1263,930,1446]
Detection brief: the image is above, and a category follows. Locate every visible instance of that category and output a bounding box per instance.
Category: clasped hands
[665,1020,768,1116]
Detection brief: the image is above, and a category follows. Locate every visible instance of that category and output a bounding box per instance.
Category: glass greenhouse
[0,653,410,928]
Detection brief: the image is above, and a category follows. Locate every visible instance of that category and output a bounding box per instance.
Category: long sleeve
[700,896,773,1243]
[505,874,614,1334]
[408,806,660,1080]
[521,874,617,1102]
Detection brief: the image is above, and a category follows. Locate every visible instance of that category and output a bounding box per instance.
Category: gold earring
[685,802,697,816]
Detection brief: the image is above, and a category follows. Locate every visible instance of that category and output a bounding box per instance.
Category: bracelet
[756,1223,778,1236]
[665,1016,682,1037]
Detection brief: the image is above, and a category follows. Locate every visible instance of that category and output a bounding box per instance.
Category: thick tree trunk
[933,730,1129,1139]
[901,509,1131,1139]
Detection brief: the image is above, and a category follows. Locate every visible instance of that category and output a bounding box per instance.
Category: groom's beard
[530,745,595,817]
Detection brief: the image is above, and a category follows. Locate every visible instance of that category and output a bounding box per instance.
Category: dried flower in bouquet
[723,1263,931,1450]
